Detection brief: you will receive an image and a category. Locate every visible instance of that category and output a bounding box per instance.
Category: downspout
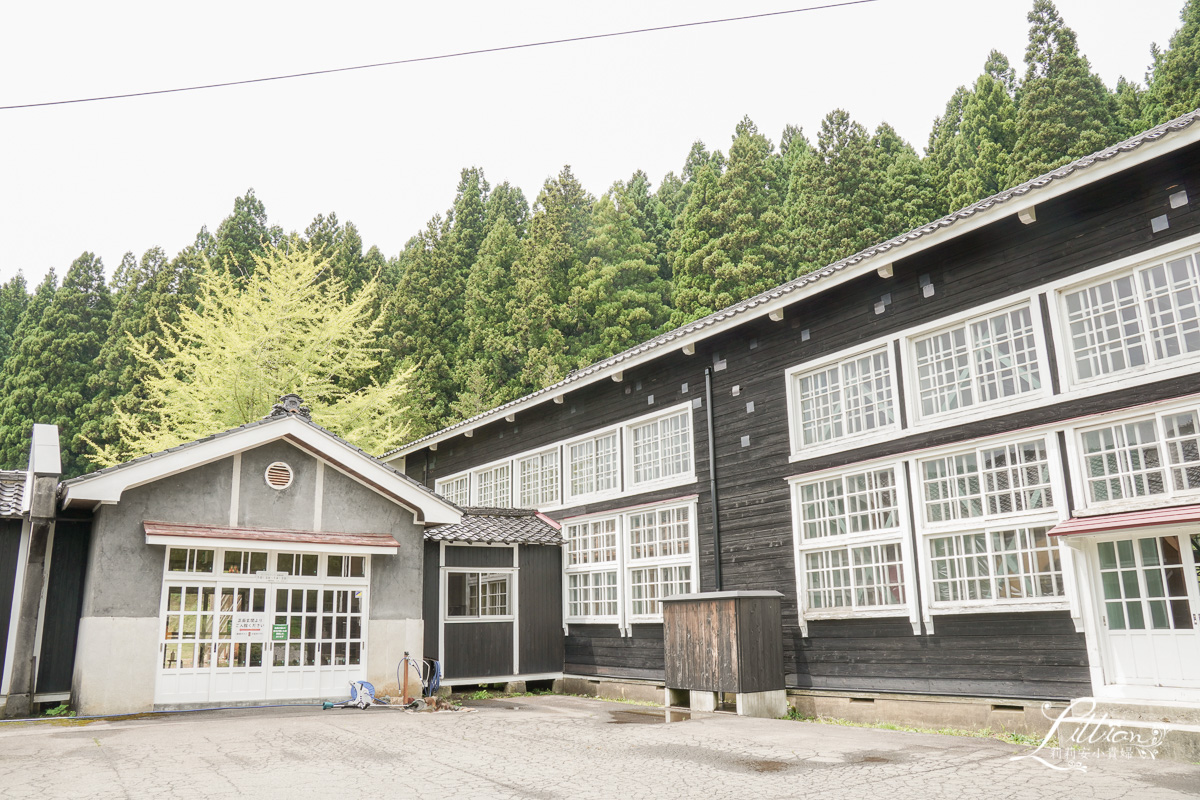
[3,425,61,718]
[704,367,722,591]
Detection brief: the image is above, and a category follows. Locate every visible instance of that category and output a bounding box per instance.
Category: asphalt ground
[1,694,1197,799]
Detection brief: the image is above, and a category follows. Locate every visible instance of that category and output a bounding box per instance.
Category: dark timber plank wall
[422,542,440,661]
[443,544,514,568]
[443,622,513,679]
[409,145,1200,700]
[0,519,23,682]
[36,520,91,694]
[517,544,564,674]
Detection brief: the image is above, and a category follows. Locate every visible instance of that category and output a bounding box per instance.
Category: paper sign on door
[232,613,269,641]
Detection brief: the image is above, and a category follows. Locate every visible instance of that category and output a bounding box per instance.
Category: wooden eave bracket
[463,430,473,438]
[553,394,564,404]
[612,371,623,382]
[768,309,785,322]
[1017,205,1037,225]
[505,414,515,423]
[682,343,696,356]
[875,263,894,279]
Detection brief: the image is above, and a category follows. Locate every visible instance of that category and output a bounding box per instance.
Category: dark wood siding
[517,544,563,674]
[0,520,22,681]
[444,545,514,568]
[565,624,665,681]
[443,622,513,679]
[407,143,1200,700]
[37,520,91,694]
[422,542,440,661]
[793,612,1090,700]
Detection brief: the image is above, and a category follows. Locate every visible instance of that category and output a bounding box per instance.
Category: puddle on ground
[607,709,692,725]
[747,760,788,772]
[859,756,890,763]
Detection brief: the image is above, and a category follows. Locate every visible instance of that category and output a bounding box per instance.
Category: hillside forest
[3,0,1200,476]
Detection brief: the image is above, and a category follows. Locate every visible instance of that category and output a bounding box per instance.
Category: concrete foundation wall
[787,690,1066,737]
[72,617,159,715]
[367,618,423,699]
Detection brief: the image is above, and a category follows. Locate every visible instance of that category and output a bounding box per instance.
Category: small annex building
[2,395,467,715]
[422,507,564,686]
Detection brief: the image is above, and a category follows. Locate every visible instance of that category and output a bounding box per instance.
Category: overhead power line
[1,1,881,111]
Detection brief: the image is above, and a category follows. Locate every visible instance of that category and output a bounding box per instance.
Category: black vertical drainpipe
[705,367,722,591]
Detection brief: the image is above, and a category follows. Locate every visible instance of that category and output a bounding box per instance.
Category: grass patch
[784,707,1053,747]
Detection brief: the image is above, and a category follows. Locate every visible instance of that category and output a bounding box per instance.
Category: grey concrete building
[4,395,462,715]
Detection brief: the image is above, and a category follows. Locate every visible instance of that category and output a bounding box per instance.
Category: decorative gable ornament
[269,394,311,420]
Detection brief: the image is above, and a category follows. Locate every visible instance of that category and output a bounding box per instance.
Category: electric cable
[0,1,882,111]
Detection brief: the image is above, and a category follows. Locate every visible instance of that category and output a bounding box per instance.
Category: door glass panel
[1099,536,1194,632]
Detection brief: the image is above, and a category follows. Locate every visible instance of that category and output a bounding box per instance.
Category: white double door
[1090,531,1200,692]
[156,580,367,705]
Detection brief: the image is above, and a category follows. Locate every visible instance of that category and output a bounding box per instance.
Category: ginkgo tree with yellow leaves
[86,244,418,468]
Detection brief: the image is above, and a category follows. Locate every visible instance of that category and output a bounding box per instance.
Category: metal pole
[704,367,722,591]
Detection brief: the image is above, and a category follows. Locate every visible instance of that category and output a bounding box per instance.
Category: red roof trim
[143,520,400,549]
[1048,505,1200,537]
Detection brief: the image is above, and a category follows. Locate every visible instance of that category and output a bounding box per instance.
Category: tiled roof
[61,411,454,510]
[0,470,25,518]
[424,507,563,545]
[384,108,1200,458]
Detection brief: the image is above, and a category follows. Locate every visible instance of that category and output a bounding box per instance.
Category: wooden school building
[384,109,1200,725]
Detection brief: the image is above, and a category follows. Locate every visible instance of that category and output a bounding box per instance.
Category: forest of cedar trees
[3,0,1200,476]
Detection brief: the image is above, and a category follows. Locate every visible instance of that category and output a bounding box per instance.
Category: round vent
[265,462,293,490]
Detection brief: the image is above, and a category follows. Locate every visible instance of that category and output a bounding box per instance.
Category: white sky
[0,0,1190,286]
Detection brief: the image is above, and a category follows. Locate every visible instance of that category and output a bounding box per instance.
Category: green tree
[945,52,1019,210]
[791,109,882,271]
[925,86,971,213]
[873,123,938,238]
[1143,0,1200,125]
[214,189,282,278]
[453,216,523,419]
[0,254,111,475]
[1011,0,1118,182]
[87,245,418,466]
[78,246,200,457]
[669,117,787,324]
[570,177,671,364]
[0,273,29,366]
[510,166,594,390]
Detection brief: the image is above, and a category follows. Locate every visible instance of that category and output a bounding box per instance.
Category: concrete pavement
[0,695,1197,799]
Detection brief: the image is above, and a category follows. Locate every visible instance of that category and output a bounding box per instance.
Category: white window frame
[1066,398,1200,514]
[442,568,516,622]
[435,472,470,507]
[562,496,700,627]
[517,447,560,508]
[472,461,513,508]
[1050,235,1200,394]
[916,435,1060,530]
[562,426,622,505]
[906,301,1049,425]
[623,502,697,623]
[785,338,900,460]
[907,427,1075,631]
[623,403,696,494]
[788,460,919,635]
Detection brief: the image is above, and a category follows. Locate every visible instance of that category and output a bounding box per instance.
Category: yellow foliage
[87,245,417,468]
